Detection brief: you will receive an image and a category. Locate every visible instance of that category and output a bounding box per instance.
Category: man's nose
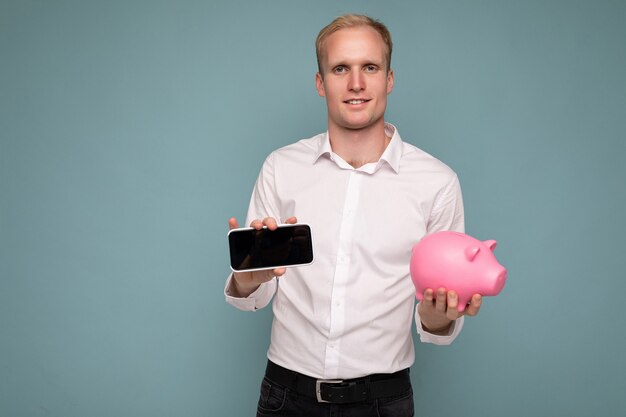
[348,70,364,92]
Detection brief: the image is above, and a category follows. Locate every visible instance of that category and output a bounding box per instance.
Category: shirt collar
[314,123,403,174]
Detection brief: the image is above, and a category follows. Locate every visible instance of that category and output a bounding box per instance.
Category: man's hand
[417,288,482,335]
[228,216,298,298]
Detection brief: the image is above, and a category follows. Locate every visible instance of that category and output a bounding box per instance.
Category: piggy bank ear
[484,240,497,251]
[465,246,480,261]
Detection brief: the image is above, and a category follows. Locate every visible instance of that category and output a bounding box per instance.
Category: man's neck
[328,121,391,169]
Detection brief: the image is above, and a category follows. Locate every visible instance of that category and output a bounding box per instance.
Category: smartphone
[228,224,314,272]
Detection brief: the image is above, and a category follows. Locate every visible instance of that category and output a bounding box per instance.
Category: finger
[465,294,482,317]
[435,288,447,313]
[228,217,240,230]
[273,267,287,277]
[263,217,279,230]
[446,291,461,320]
[284,216,298,224]
[250,219,264,229]
[422,288,435,304]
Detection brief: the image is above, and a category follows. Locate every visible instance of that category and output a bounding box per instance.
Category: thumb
[228,217,240,230]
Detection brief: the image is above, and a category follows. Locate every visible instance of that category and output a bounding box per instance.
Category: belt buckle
[316,379,344,403]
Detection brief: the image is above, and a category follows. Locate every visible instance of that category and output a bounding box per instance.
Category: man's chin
[336,117,384,132]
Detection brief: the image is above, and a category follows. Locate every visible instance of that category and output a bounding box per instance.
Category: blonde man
[226,14,482,417]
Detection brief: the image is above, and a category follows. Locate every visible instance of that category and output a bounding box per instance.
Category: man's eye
[334,66,347,74]
[365,65,378,72]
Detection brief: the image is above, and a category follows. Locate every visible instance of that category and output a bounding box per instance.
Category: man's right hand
[228,216,298,298]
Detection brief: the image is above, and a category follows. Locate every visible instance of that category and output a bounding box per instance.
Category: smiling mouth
[345,99,370,105]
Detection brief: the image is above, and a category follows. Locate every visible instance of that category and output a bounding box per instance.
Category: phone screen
[228,224,314,272]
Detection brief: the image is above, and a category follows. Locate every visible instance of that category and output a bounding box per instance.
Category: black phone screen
[228,224,314,271]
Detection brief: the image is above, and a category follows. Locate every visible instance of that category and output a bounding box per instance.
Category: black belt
[264,360,411,404]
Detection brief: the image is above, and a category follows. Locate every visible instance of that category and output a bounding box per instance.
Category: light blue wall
[2,1,625,416]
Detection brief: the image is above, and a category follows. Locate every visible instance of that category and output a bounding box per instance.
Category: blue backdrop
[2,1,625,416]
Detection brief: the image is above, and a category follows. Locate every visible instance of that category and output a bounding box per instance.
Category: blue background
[2,0,625,416]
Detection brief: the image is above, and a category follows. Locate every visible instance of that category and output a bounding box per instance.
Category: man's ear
[315,72,326,97]
[387,69,394,95]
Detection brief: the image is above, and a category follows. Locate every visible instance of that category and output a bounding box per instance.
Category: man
[225,14,482,417]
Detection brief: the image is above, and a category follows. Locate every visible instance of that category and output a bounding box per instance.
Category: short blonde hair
[316,14,393,74]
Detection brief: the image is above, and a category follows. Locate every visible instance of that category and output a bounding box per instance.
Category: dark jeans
[256,376,415,417]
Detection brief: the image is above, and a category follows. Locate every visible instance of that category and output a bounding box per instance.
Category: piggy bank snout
[493,267,507,294]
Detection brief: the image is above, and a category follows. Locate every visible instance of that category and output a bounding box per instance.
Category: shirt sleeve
[414,305,465,345]
[224,273,277,311]
[246,152,282,225]
[224,153,282,311]
[419,172,466,343]
[427,174,465,234]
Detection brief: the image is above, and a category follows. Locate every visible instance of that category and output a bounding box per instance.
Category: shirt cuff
[224,273,275,311]
[414,304,465,345]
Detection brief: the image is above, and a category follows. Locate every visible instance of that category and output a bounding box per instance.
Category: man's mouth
[345,99,370,105]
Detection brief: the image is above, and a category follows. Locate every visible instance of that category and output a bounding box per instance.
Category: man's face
[315,26,394,132]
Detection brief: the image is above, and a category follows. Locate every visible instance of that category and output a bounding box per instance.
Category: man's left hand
[418,288,482,335]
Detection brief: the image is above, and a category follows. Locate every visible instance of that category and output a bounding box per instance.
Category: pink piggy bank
[410,231,507,311]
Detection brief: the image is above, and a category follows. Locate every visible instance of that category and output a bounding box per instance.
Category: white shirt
[225,124,465,379]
